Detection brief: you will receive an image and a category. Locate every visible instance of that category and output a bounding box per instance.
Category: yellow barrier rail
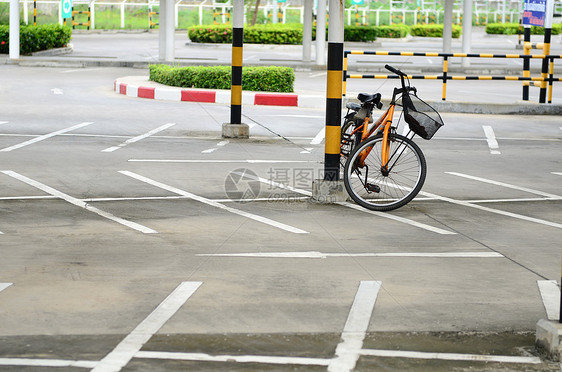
[343,50,561,104]
[72,9,91,30]
[149,11,159,28]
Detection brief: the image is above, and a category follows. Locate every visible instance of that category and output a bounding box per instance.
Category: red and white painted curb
[114,79,321,108]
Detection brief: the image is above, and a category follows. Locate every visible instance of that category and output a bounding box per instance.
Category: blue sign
[61,0,72,18]
[351,0,364,4]
[523,0,547,27]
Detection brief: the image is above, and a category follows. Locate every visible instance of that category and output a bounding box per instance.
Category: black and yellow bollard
[539,28,551,103]
[222,0,249,138]
[312,0,346,203]
[230,25,243,125]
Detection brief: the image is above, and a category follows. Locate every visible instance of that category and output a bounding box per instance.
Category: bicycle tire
[343,133,426,211]
[340,119,357,157]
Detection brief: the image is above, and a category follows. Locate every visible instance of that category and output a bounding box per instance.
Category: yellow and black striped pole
[230,0,243,125]
[548,57,554,103]
[324,0,344,181]
[33,0,36,25]
[522,26,531,101]
[539,27,551,103]
[442,56,448,101]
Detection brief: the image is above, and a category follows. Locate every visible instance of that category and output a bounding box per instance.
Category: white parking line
[446,172,561,198]
[0,122,94,152]
[0,283,12,292]
[237,171,455,235]
[1,171,157,234]
[0,121,8,125]
[201,140,230,154]
[0,195,57,201]
[135,351,331,366]
[310,128,325,145]
[310,72,327,78]
[128,159,318,164]
[482,125,501,155]
[419,189,562,229]
[92,281,202,372]
[339,202,456,235]
[552,172,562,176]
[233,171,312,196]
[537,280,560,321]
[328,281,381,372]
[102,123,176,152]
[359,349,541,364]
[197,251,503,259]
[119,171,309,234]
[465,197,562,203]
[0,358,97,368]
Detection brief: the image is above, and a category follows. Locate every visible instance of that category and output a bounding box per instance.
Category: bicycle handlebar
[385,64,405,77]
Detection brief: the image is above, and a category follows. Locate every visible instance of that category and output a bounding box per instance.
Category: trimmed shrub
[244,24,302,44]
[375,24,409,38]
[188,23,414,44]
[485,23,520,35]
[0,24,71,54]
[485,23,562,35]
[149,64,294,93]
[188,24,302,44]
[344,25,378,42]
[410,24,462,38]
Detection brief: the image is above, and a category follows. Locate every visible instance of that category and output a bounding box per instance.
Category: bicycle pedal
[366,183,380,193]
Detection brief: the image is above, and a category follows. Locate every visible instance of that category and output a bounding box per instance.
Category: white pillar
[159,0,166,60]
[120,2,125,28]
[316,0,326,65]
[442,0,453,53]
[91,0,95,29]
[462,0,473,67]
[303,0,312,62]
[174,0,179,28]
[165,0,174,61]
[10,0,20,59]
[23,0,28,24]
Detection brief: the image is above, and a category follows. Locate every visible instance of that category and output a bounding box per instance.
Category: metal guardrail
[343,50,562,104]
[72,9,91,29]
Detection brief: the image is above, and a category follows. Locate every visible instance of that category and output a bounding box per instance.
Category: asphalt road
[0,65,561,371]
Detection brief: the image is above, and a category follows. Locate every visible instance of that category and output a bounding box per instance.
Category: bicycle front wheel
[343,133,426,211]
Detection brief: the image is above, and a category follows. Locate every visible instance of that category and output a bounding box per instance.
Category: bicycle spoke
[344,134,426,211]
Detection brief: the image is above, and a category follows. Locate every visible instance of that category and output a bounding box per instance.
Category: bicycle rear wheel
[343,133,426,211]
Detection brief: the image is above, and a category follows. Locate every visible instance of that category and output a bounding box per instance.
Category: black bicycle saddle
[357,93,382,109]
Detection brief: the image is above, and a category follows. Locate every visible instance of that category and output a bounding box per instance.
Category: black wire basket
[401,93,444,140]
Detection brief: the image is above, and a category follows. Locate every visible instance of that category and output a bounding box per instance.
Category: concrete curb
[114,76,562,115]
[114,77,321,108]
[536,319,562,361]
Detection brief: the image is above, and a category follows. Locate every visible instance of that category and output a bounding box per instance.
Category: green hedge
[188,24,410,44]
[375,24,409,38]
[485,22,562,35]
[343,25,378,42]
[410,24,462,38]
[343,25,408,40]
[244,24,302,44]
[149,64,295,93]
[0,24,71,55]
[188,24,302,44]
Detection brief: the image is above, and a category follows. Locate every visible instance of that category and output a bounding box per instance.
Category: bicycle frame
[342,65,413,171]
[347,103,396,169]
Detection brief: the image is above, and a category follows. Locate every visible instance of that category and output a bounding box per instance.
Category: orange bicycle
[342,64,444,211]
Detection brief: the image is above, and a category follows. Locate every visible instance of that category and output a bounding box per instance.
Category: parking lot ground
[0,64,561,371]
